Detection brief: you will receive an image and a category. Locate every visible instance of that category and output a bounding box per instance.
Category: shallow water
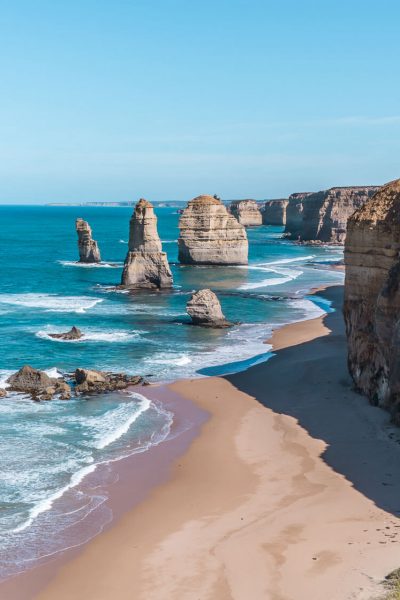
[0,205,344,577]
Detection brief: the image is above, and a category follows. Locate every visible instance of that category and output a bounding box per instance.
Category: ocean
[0,205,344,578]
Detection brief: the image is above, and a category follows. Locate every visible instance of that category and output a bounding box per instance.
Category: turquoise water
[0,205,344,578]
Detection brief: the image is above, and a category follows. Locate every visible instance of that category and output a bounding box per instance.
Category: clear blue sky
[1,0,399,203]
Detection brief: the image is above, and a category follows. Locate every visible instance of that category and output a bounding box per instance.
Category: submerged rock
[186,289,232,328]
[74,368,143,395]
[344,179,400,421]
[178,195,248,265]
[0,389,7,398]
[76,218,101,263]
[262,199,288,225]
[49,326,83,340]
[284,187,380,244]
[121,199,173,289]
[7,365,71,401]
[230,200,262,227]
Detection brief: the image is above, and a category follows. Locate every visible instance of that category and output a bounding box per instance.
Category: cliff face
[121,199,173,289]
[230,199,262,226]
[284,187,380,243]
[262,199,288,225]
[344,179,400,420]
[178,195,248,265]
[76,218,101,263]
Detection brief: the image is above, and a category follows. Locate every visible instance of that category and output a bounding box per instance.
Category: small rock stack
[186,289,231,328]
[76,218,101,263]
[121,199,173,289]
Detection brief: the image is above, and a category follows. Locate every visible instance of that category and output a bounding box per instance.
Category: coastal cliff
[262,199,288,225]
[76,218,101,263]
[230,199,262,226]
[178,195,248,265]
[121,199,173,289]
[344,179,400,420]
[284,187,380,243]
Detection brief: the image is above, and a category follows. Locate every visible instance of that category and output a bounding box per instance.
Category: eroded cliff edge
[285,187,380,244]
[344,179,400,421]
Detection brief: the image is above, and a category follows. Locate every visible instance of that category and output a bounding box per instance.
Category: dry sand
[9,285,400,600]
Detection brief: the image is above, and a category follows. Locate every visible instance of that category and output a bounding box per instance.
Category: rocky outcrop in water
[49,326,83,340]
[187,289,232,327]
[344,179,400,421]
[230,200,262,226]
[7,366,71,400]
[0,389,7,398]
[262,199,288,225]
[76,218,101,263]
[284,187,380,243]
[74,369,142,395]
[121,199,173,289]
[178,195,248,265]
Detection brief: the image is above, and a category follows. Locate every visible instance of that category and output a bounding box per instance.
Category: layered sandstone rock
[344,179,400,420]
[121,199,173,289]
[230,199,262,226]
[49,326,83,340]
[74,369,142,395]
[7,365,71,400]
[178,195,248,265]
[187,289,231,327]
[262,199,289,225]
[76,218,101,263]
[284,187,380,243]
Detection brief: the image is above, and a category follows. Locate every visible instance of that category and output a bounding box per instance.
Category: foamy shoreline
[0,283,341,596]
[7,282,399,600]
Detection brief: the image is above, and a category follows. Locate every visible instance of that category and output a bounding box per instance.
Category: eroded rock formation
[74,369,142,395]
[49,326,83,340]
[187,289,231,327]
[178,195,248,265]
[230,200,262,226]
[344,179,400,420]
[76,218,101,263]
[284,187,380,243]
[121,199,173,289]
[0,389,7,398]
[7,366,71,400]
[262,199,289,225]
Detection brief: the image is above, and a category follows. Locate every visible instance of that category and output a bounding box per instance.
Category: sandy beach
[4,285,400,600]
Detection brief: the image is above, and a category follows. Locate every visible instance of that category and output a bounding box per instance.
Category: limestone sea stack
[230,199,262,226]
[344,179,400,420]
[178,195,248,265]
[187,289,231,327]
[262,199,289,225]
[284,187,380,244]
[121,199,173,289]
[76,218,101,263]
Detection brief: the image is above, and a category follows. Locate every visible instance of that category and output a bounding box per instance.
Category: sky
[0,0,399,203]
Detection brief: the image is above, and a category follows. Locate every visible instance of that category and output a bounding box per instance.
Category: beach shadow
[226,285,400,516]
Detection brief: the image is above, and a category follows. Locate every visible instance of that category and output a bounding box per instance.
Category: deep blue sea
[0,205,344,578]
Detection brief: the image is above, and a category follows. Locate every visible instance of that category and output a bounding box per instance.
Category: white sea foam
[161,239,177,244]
[240,275,295,290]
[119,239,128,244]
[58,261,123,268]
[13,463,97,533]
[0,293,103,313]
[36,328,141,343]
[91,394,151,450]
[264,255,315,265]
[44,367,64,379]
[149,354,192,367]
